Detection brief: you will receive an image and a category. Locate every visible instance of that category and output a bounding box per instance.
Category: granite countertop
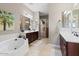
[23,30,38,33]
[60,28,79,43]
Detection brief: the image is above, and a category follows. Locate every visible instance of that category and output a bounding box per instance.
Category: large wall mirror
[62,9,79,28]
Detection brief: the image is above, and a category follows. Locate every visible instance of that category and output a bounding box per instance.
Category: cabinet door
[60,35,67,56]
[34,32,38,40]
[26,32,38,44]
[68,42,79,56]
[26,33,32,44]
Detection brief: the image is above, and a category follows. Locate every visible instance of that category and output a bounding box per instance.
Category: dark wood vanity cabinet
[26,31,38,44]
[60,35,67,56]
[60,35,79,56]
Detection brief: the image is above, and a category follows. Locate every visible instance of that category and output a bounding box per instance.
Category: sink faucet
[72,31,79,37]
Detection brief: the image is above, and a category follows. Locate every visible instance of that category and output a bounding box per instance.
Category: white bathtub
[0,33,29,56]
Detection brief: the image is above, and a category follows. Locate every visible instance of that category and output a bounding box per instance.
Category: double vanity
[60,28,79,56]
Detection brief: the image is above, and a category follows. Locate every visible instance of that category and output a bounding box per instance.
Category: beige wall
[48,3,74,45]
[0,3,33,31]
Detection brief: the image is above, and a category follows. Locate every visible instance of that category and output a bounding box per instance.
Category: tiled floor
[25,38,62,56]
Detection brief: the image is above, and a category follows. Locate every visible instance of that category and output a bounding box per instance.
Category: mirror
[62,9,79,28]
[20,15,30,32]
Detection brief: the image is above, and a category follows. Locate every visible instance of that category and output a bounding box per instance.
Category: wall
[48,3,74,46]
[33,12,39,31]
[0,3,33,32]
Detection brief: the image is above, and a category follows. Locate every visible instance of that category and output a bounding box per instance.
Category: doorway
[39,13,49,39]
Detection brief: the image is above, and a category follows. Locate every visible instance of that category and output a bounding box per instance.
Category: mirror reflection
[20,15,30,32]
[62,9,79,28]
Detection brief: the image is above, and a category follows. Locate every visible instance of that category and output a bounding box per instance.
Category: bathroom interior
[0,3,79,56]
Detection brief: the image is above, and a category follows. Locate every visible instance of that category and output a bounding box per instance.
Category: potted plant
[0,10,14,31]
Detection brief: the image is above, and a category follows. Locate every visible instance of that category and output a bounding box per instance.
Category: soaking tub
[0,33,29,56]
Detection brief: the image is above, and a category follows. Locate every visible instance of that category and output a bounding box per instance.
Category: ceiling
[24,3,48,15]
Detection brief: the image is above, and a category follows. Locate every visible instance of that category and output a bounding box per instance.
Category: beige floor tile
[26,38,62,56]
